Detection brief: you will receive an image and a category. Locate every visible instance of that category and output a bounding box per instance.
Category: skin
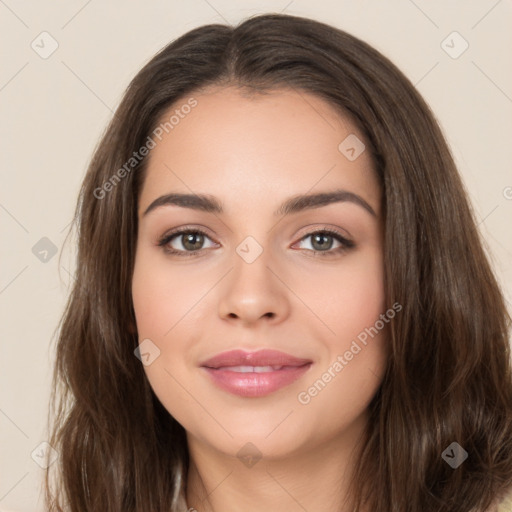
[132,86,388,512]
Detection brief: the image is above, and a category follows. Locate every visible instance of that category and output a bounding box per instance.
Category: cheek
[131,252,200,424]
[131,250,203,336]
[299,249,388,401]
[131,249,208,385]
[297,248,386,342]
[297,283,389,429]
[337,255,388,372]
[335,265,386,341]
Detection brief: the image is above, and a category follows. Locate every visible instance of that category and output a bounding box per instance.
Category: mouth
[212,365,300,372]
[199,349,313,398]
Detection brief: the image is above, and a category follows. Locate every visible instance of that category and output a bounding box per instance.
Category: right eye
[158,228,217,256]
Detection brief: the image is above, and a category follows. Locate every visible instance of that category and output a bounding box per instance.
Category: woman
[45,13,512,512]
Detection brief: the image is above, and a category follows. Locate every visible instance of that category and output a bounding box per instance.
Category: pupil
[313,233,332,251]
[184,233,203,250]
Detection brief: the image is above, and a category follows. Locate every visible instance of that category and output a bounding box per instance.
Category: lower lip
[201,364,312,397]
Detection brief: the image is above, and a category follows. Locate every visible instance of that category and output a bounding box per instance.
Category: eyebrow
[142,189,377,218]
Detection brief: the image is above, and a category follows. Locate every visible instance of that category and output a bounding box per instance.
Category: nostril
[225,311,275,320]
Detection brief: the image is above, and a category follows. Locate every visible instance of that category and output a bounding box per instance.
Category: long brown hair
[45,12,512,512]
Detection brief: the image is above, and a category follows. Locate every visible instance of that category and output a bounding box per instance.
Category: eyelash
[157,226,355,258]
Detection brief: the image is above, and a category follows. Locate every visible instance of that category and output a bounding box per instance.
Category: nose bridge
[217,235,288,323]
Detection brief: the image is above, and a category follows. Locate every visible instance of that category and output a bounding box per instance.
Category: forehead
[138,86,380,217]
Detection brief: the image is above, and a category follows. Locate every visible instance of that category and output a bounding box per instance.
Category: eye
[157,226,355,258]
[157,227,217,256]
[293,228,355,257]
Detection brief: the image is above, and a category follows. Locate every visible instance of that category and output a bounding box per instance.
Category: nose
[217,247,290,327]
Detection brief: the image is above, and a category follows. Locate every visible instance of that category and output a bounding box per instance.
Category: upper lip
[200,349,312,369]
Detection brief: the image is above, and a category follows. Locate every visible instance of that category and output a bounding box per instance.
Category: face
[132,86,388,461]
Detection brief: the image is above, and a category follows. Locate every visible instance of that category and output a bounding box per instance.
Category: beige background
[1,1,511,510]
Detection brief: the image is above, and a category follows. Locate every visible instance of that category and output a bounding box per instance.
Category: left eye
[294,230,354,254]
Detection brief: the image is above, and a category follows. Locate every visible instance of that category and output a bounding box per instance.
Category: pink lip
[200,349,313,398]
